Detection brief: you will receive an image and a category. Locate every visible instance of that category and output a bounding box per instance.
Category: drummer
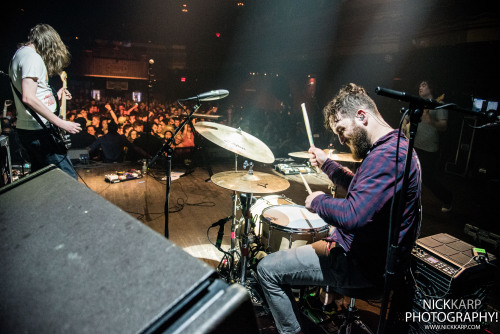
[257,83,422,334]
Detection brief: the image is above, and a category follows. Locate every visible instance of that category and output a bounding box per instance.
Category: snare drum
[249,195,295,236]
[261,205,329,253]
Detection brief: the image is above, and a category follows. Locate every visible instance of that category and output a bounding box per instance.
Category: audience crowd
[1,95,318,164]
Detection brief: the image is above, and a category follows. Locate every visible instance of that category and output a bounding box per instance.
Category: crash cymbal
[211,171,290,194]
[195,121,274,163]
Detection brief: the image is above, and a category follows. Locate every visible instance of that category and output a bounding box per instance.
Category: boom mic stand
[147,101,201,239]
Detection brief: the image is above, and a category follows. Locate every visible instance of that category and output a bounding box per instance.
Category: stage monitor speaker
[0,165,258,334]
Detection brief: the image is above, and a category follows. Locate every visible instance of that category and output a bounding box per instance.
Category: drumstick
[301,103,314,147]
[301,103,321,174]
[299,172,312,195]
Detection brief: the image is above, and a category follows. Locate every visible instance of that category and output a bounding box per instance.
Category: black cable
[385,109,408,263]
[207,224,236,268]
[75,168,91,189]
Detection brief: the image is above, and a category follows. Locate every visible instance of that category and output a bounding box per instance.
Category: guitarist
[9,24,81,179]
[403,80,453,212]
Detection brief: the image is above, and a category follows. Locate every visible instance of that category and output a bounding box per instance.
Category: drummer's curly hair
[27,24,70,77]
[323,83,379,132]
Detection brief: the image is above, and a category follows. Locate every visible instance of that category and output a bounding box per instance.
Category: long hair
[27,24,70,77]
[322,83,379,132]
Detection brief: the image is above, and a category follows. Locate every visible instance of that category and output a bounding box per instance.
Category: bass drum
[260,205,329,253]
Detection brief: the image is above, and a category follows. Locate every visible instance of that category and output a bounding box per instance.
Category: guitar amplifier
[68,148,90,164]
[0,135,12,187]
[410,233,497,333]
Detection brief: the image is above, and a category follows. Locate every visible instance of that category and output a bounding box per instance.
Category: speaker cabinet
[0,135,12,187]
[0,165,257,334]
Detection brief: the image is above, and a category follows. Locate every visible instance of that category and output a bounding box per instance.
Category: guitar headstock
[60,71,67,86]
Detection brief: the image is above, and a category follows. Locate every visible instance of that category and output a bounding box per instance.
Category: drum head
[262,205,327,231]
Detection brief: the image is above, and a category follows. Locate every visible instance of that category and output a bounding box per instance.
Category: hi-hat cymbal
[191,113,221,119]
[288,149,331,159]
[327,153,361,163]
[211,171,290,193]
[288,150,361,163]
[195,121,274,163]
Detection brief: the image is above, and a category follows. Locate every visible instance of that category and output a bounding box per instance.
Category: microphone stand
[148,101,201,239]
[373,87,492,333]
[376,103,421,334]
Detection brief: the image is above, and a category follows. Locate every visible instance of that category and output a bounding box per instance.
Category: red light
[216,33,221,38]
[308,78,316,85]
[180,77,186,82]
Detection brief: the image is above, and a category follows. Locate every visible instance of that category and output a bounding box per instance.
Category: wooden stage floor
[74,157,498,334]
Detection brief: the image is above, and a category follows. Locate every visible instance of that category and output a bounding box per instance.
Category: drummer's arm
[322,159,353,191]
[309,153,391,231]
[309,146,353,191]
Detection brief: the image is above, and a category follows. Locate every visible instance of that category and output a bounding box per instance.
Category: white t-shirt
[9,45,57,130]
[414,108,448,153]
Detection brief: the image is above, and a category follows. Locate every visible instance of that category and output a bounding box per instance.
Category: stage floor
[74,159,499,333]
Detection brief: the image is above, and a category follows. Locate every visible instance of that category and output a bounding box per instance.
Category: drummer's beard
[348,123,371,161]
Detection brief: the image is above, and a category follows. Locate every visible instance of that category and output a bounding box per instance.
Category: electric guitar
[46,71,71,154]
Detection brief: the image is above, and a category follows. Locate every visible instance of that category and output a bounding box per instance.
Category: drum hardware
[195,121,282,285]
[210,165,292,284]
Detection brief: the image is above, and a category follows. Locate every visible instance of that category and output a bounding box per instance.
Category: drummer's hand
[309,145,328,169]
[305,191,325,210]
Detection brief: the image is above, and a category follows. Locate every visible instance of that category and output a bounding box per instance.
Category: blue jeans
[257,241,375,334]
[17,129,77,180]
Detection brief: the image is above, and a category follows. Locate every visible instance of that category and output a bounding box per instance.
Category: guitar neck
[60,71,67,120]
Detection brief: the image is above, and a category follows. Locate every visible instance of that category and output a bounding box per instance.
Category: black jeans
[415,148,452,206]
[17,129,77,179]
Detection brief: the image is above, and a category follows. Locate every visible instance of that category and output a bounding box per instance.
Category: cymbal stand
[239,161,254,284]
[230,154,239,250]
[216,153,242,283]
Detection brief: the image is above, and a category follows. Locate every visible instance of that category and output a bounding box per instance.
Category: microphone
[212,216,233,250]
[211,216,233,228]
[375,86,483,118]
[375,87,442,110]
[180,89,229,102]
